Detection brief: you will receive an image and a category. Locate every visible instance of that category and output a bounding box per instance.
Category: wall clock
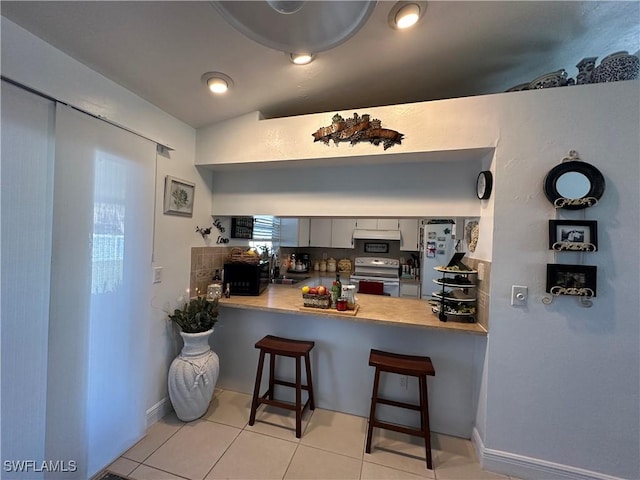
[476,171,493,200]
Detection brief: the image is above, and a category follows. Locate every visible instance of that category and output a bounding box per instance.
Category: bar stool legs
[248,335,315,438]
[365,349,436,470]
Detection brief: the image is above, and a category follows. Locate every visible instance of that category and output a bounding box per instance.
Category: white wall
[484,81,639,480]
[1,17,210,451]
[197,81,639,479]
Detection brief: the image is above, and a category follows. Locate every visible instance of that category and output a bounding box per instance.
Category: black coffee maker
[298,252,311,272]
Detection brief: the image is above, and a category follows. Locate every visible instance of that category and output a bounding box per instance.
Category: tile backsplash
[190,246,234,297]
[191,245,491,332]
[464,258,491,331]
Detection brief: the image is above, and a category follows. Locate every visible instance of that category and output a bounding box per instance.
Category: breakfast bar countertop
[218,284,487,336]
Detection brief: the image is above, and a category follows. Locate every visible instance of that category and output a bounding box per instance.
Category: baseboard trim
[145,397,171,427]
[471,428,622,480]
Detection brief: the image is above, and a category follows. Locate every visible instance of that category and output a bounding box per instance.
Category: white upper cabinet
[399,218,420,251]
[377,218,399,230]
[309,218,332,247]
[355,218,377,229]
[280,217,310,247]
[355,219,399,229]
[331,219,357,248]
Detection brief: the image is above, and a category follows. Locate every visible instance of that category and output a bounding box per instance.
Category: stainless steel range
[350,257,400,297]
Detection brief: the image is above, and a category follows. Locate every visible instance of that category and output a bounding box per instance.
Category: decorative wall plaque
[312,112,404,150]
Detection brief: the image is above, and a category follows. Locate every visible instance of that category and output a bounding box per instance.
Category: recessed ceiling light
[388,2,426,30]
[290,53,315,65]
[208,78,228,93]
[201,72,234,95]
[396,4,420,28]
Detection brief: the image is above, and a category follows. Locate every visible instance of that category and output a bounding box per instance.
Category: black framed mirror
[543,160,605,209]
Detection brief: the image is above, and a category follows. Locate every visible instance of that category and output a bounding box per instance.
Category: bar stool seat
[365,349,436,469]
[248,335,316,438]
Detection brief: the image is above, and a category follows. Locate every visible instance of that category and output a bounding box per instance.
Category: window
[249,215,278,255]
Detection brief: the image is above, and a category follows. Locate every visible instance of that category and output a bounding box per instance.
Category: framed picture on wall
[546,264,597,297]
[231,217,254,239]
[549,220,597,252]
[164,176,195,217]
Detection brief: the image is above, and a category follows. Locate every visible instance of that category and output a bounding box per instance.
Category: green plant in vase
[169,296,219,333]
[167,295,221,421]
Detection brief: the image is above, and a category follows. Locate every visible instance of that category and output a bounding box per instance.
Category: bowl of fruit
[301,285,331,309]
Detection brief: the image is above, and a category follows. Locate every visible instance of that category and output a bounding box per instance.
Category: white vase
[168,328,220,422]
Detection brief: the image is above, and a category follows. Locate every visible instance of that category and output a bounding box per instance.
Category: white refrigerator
[420,222,456,300]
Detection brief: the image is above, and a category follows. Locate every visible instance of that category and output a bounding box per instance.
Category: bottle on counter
[224,283,231,298]
[331,274,342,308]
[207,269,223,300]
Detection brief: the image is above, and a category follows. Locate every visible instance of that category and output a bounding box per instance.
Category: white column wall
[484,82,639,479]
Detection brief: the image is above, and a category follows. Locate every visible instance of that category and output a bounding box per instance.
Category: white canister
[327,258,337,273]
[320,260,327,272]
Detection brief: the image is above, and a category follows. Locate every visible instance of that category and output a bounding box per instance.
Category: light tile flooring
[106,389,515,480]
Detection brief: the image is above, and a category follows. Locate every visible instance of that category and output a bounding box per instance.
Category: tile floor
[106,389,515,480]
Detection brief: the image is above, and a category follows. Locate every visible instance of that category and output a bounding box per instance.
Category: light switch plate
[153,266,163,284]
[511,285,527,306]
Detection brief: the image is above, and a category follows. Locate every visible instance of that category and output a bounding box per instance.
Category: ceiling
[2,1,638,129]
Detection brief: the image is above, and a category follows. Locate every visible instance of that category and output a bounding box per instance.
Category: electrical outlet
[511,285,528,306]
[477,263,485,281]
[153,266,163,284]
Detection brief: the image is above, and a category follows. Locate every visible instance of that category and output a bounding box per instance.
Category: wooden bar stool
[248,335,316,438]
[365,349,436,469]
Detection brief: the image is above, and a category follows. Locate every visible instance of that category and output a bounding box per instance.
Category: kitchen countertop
[218,284,487,336]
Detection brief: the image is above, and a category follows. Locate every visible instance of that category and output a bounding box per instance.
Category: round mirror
[555,171,591,199]
[544,160,605,209]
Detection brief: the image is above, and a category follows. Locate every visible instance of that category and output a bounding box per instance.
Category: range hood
[352,229,402,241]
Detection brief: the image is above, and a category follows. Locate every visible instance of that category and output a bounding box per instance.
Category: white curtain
[1,80,55,479]
[45,104,156,478]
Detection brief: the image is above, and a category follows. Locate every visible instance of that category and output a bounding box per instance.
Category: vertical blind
[1,80,55,479]
[46,104,156,478]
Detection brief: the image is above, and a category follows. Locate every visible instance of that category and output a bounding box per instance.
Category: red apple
[309,287,318,295]
[317,285,327,295]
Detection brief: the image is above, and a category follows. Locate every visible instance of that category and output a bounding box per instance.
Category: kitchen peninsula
[210,281,487,439]
[219,283,487,335]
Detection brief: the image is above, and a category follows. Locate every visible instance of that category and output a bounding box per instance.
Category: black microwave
[223,261,269,296]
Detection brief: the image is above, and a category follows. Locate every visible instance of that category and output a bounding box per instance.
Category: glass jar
[336,297,348,311]
[207,283,222,301]
[342,285,356,309]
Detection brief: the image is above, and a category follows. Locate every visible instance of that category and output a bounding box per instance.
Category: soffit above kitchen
[1,1,638,129]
